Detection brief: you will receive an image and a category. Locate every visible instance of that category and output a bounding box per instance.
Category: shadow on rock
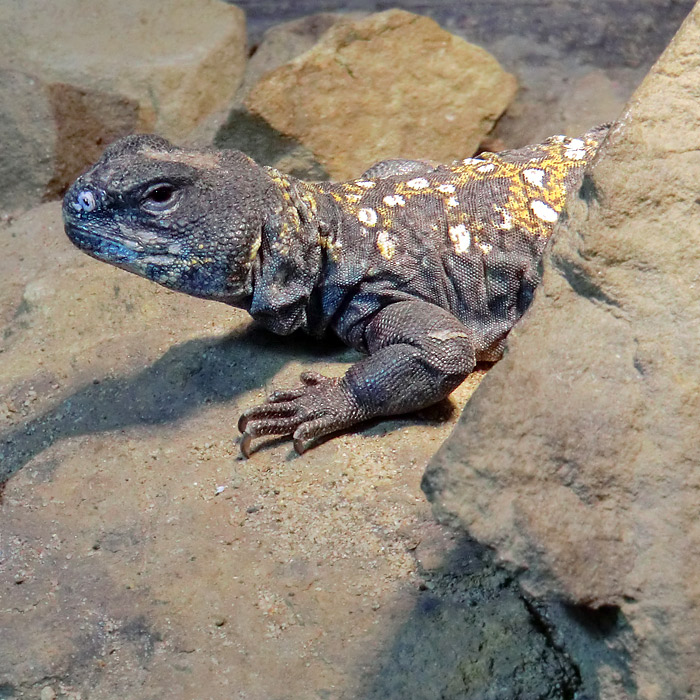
[0,325,311,484]
[358,535,584,700]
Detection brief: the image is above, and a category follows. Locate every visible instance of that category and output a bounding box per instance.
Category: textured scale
[63,126,608,456]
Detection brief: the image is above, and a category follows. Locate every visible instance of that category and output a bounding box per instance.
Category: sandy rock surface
[424,6,700,698]
[245,10,517,180]
[0,71,56,214]
[0,204,576,698]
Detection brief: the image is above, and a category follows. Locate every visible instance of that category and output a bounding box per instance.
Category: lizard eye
[140,183,180,213]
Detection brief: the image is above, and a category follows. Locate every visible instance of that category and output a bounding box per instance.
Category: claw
[293,436,307,455]
[240,432,252,459]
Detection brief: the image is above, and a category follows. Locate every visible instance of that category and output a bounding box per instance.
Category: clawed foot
[237,371,363,458]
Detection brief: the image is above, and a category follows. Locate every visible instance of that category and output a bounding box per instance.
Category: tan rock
[245,10,517,180]
[0,0,247,141]
[191,13,360,180]
[0,70,55,212]
[0,70,140,211]
[424,6,700,698]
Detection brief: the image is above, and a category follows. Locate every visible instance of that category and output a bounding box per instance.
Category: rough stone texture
[189,13,364,180]
[423,6,700,699]
[0,204,576,698]
[245,10,517,180]
[0,71,55,214]
[0,70,140,213]
[0,0,247,142]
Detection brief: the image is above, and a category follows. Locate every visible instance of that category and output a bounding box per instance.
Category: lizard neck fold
[247,170,329,335]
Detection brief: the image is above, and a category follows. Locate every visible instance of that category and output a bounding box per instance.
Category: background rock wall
[229,0,692,68]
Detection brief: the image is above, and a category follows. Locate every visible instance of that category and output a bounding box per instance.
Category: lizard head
[63,134,270,305]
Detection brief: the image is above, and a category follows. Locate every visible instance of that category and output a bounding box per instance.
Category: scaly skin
[63,127,607,456]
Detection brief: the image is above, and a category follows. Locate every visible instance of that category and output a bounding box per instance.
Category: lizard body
[63,126,607,456]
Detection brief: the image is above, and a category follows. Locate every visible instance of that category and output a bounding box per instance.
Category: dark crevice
[521,596,582,700]
[563,603,623,639]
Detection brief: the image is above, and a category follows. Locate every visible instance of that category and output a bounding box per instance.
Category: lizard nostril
[75,190,97,213]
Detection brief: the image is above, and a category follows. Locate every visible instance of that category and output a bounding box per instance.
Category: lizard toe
[237,373,354,456]
[292,415,349,455]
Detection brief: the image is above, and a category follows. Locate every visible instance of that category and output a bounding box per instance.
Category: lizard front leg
[238,301,476,457]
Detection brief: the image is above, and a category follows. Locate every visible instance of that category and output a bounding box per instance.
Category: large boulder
[0,69,142,212]
[245,9,517,180]
[0,0,247,143]
[190,13,360,180]
[0,70,56,213]
[423,6,700,698]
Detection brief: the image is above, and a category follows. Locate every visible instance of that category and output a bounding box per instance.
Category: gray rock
[423,6,700,698]
[0,71,55,213]
[0,70,141,212]
[0,0,247,142]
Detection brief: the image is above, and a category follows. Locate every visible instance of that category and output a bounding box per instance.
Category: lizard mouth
[64,215,176,268]
[65,225,141,266]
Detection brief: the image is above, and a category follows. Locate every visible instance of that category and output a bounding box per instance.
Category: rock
[190,13,362,179]
[0,70,140,211]
[44,82,141,200]
[0,0,246,142]
[245,9,517,180]
[0,70,55,213]
[423,6,700,699]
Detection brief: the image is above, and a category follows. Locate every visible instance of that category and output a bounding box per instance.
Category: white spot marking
[447,196,459,208]
[478,242,493,255]
[376,230,396,260]
[358,207,378,226]
[406,177,429,190]
[565,138,587,160]
[531,200,559,223]
[437,183,456,194]
[383,194,406,207]
[356,180,376,189]
[477,163,496,173]
[428,329,469,341]
[462,157,485,165]
[345,193,362,203]
[498,208,513,231]
[448,224,471,255]
[523,168,546,187]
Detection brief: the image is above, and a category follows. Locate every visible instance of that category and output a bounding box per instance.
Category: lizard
[62,125,608,457]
